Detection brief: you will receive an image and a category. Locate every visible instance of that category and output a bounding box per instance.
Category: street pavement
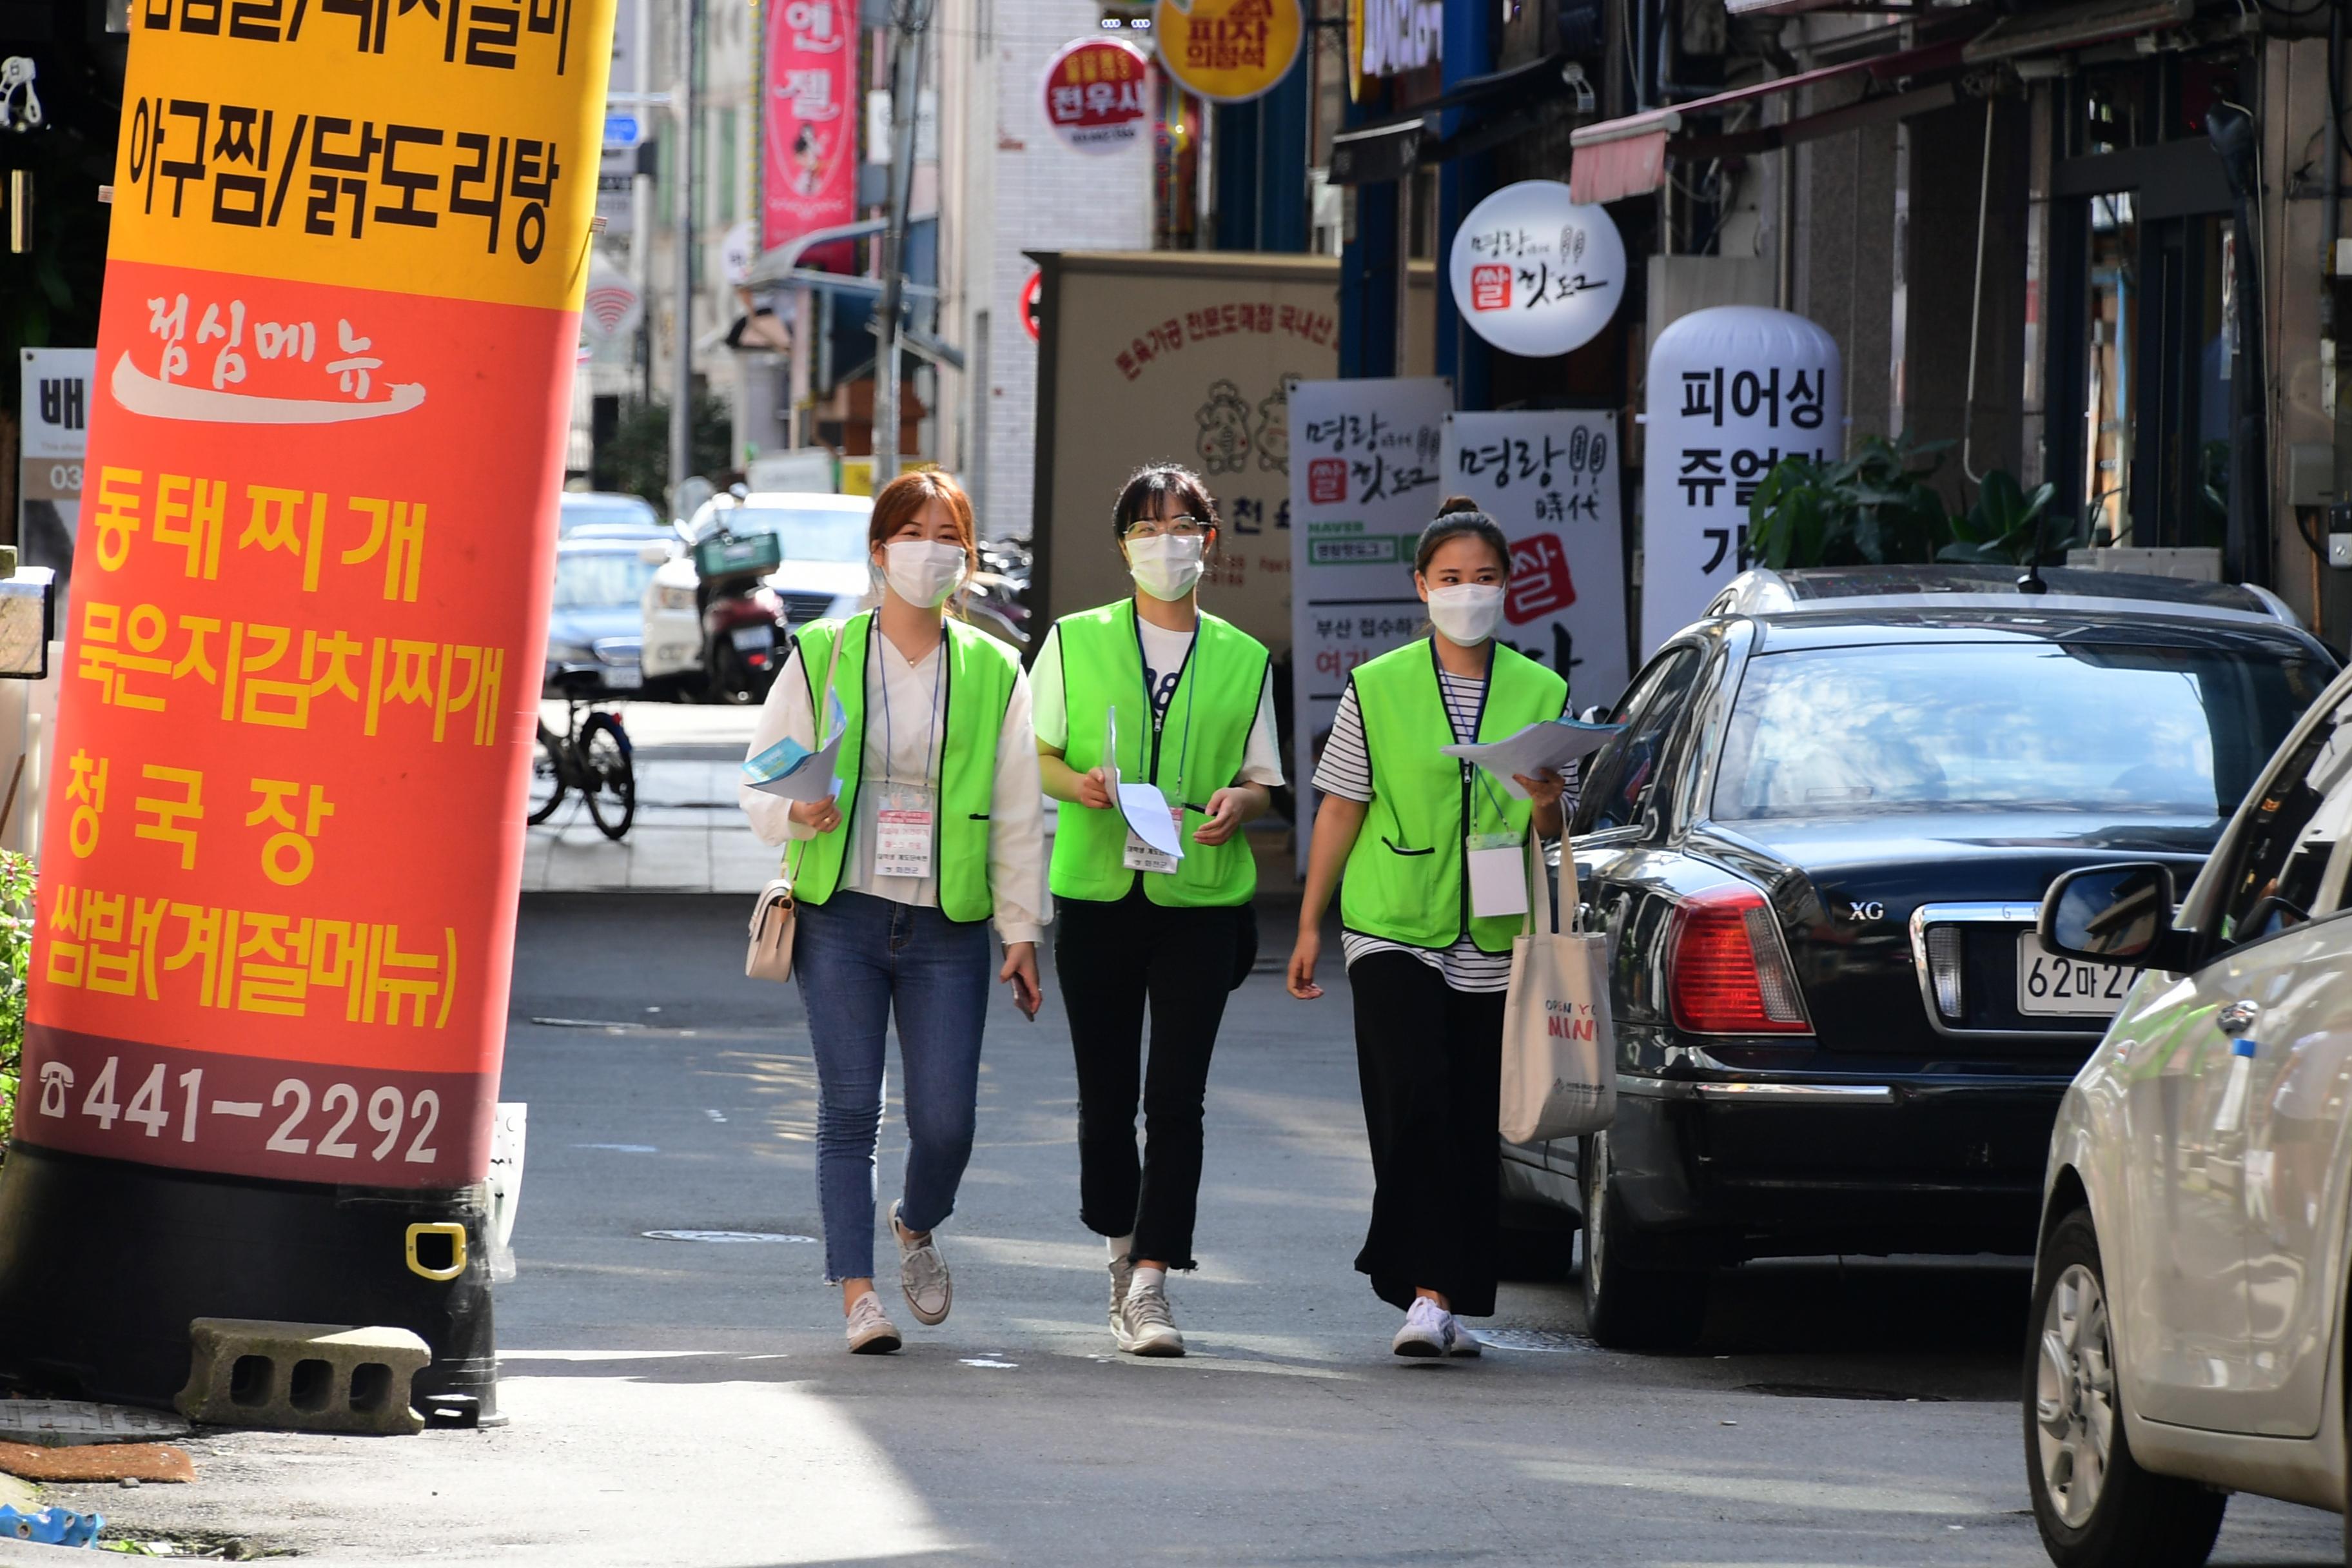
[522,701,777,896]
[44,891,2347,1566]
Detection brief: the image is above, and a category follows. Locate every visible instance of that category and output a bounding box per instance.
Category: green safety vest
[786,612,1020,923]
[1048,600,1270,907]
[1340,638,1568,953]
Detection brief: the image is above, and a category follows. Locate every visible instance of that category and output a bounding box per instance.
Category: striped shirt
[1313,671,1518,994]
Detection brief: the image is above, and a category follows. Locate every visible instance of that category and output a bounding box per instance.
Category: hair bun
[1435,495,1482,517]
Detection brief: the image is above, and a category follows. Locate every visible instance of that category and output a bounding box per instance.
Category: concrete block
[174,1320,429,1436]
[0,1401,189,1449]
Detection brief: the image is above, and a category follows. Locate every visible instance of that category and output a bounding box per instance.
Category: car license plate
[2015,933,2133,1017]
[730,625,775,654]
[603,666,643,690]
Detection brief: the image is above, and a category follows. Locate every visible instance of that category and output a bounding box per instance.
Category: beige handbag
[745,878,798,981]
[1498,832,1617,1144]
[743,622,848,985]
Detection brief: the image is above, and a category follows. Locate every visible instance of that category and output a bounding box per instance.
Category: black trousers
[1346,950,1507,1317]
[1054,885,1247,1270]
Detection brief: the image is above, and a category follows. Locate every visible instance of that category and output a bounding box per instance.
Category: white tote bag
[1498,834,1616,1144]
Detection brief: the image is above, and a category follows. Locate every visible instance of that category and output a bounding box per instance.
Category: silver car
[2028,656,2352,1565]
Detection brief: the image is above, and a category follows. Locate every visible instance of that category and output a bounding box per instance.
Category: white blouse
[739,622,1052,947]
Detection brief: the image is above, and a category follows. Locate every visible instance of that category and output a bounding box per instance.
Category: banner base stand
[0,1143,498,1422]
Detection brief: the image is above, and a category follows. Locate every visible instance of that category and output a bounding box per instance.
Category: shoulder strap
[1523,830,1580,938]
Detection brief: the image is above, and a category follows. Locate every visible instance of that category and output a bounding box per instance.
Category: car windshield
[1713,639,2328,821]
[553,551,658,609]
[712,505,870,562]
[559,494,658,535]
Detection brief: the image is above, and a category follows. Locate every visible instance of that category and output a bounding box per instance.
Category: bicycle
[527,669,636,840]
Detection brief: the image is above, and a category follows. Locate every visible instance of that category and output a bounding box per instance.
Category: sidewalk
[521,702,776,895]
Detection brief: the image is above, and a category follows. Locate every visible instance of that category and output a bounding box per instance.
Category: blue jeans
[792,890,992,1284]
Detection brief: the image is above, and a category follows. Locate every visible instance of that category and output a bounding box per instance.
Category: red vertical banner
[20,0,615,1189]
[763,0,857,271]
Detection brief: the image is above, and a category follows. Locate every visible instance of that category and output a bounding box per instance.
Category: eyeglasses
[1123,515,1210,541]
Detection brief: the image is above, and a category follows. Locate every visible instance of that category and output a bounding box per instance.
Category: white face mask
[1426,583,1505,647]
[880,538,968,610]
[1126,534,1206,602]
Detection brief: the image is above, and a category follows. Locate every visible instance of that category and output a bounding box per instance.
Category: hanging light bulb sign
[1448,180,1626,358]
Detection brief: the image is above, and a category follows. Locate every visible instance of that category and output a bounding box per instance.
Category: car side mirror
[2039,862,2184,968]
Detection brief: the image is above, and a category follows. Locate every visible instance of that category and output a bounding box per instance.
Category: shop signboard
[1358,0,1441,79]
[1041,36,1153,155]
[764,0,856,270]
[1449,181,1625,359]
[19,0,615,1191]
[18,348,93,616]
[1442,410,1628,713]
[1153,0,1305,104]
[1641,305,1842,653]
[1286,375,1451,873]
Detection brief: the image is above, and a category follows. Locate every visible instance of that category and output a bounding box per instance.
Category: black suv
[1543,565,2335,1346]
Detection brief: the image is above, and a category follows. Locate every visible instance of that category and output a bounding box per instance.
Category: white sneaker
[892,1200,952,1326]
[1392,1297,1449,1358]
[1445,1316,1483,1358]
[1107,1252,1135,1343]
[845,1290,901,1355]
[1115,1271,1185,1358]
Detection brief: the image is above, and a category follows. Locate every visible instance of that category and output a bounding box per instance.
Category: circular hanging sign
[1153,0,1304,105]
[1449,181,1628,358]
[1041,36,1153,155]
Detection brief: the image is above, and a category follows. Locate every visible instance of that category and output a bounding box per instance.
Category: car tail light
[1924,925,1965,1018]
[1669,885,1812,1034]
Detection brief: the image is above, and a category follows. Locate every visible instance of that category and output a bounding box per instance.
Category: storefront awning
[1568,37,1963,203]
[1329,54,1583,186]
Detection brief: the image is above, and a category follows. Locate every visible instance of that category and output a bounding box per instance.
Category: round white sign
[1448,181,1626,358]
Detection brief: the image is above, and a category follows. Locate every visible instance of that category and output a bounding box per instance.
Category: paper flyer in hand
[743,732,846,803]
[1443,720,1626,799]
[1117,781,1186,860]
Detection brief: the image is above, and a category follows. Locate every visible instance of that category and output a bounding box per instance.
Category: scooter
[694,530,787,705]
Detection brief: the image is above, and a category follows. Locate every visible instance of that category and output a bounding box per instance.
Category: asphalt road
[54,892,2346,1567]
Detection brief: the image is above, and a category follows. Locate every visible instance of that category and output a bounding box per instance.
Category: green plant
[1745,434,2079,571]
[1941,469,2072,565]
[0,850,35,1155]
[595,393,734,509]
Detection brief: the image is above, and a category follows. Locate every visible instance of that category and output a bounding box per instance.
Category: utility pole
[632,0,654,405]
[667,0,703,505]
[872,0,930,487]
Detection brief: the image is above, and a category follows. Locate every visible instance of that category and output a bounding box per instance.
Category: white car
[640,491,872,692]
[2028,656,2352,1566]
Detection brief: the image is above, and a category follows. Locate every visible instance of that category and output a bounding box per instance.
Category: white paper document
[1117,780,1186,863]
[741,732,847,803]
[1442,719,1625,799]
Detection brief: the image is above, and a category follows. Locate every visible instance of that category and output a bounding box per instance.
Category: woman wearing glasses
[740,469,1049,1356]
[1286,498,1569,1358]
[1033,464,1282,1357]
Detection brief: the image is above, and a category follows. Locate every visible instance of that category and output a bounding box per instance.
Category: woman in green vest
[1285,497,1570,1358]
[739,469,1048,1357]
[1034,463,1282,1358]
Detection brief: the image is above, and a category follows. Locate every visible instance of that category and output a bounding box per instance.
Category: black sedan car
[1546,565,2335,1347]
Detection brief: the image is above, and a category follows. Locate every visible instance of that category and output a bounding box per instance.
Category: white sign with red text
[1442,409,1628,713]
[1449,181,1625,359]
[1287,375,1453,873]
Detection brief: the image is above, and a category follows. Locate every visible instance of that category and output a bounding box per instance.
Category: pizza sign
[1041,37,1152,156]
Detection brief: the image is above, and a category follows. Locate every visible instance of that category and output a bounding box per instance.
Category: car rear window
[1712,640,2328,821]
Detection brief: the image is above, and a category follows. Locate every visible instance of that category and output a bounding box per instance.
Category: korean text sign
[1443,411,1629,714]
[18,348,95,615]
[1153,0,1305,105]
[1287,375,1451,874]
[1041,37,1152,156]
[21,0,616,1188]
[1641,306,1842,652]
[764,0,855,264]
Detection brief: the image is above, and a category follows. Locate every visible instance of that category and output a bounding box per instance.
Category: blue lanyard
[877,621,944,792]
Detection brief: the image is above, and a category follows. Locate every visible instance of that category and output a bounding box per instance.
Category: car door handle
[2219,999,2262,1037]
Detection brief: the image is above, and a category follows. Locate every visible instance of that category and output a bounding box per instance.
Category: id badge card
[1124,808,1186,874]
[873,789,936,880]
[1465,832,1529,919]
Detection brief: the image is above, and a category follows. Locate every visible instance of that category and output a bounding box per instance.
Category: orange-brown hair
[867,468,978,567]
